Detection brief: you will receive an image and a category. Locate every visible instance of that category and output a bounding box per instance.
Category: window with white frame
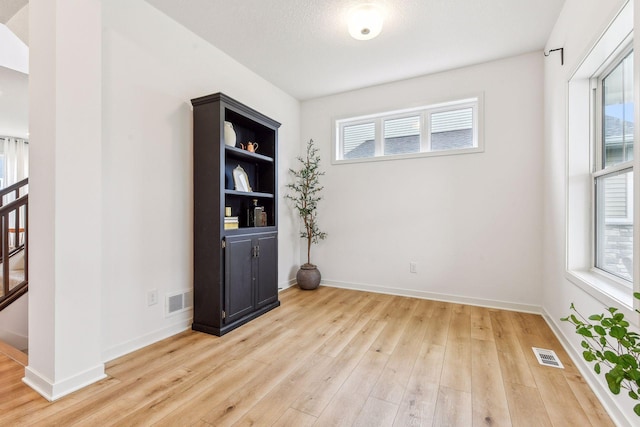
[335,97,482,163]
[566,0,636,313]
[594,49,634,283]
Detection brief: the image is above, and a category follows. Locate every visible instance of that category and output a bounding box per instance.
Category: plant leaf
[604,351,619,364]
[577,327,594,338]
[594,325,606,336]
[610,326,627,340]
[605,372,622,395]
[620,354,638,369]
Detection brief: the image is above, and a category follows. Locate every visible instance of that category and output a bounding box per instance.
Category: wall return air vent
[166,290,193,316]
[532,347,564,369]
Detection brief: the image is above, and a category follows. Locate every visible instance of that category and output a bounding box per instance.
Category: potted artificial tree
[286,139,327,290]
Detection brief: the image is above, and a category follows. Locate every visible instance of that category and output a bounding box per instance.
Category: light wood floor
[0,286,614,426]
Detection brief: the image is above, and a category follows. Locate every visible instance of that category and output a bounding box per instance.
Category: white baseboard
[321,280,542,314]
[23,364,106,402]
[104,281,297,363]
[278,278,297,292]
[541,309,633,427]
[101,318,192,363]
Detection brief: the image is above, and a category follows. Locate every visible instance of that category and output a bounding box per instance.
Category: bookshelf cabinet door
[224,235,255,323]
[256,232,278,309]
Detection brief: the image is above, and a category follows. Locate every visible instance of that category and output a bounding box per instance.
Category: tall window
[335,97,482,163]
[0,137,29,190]
[594,50,634,283]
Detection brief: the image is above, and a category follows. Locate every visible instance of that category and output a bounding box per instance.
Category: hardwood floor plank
[424,302,452,346]
[0,340,27,366]
[470,338,511,426]
[0,288,613,426]
[489,310,520,354]
[106,330,209,380]
[392,342,444,426]
[496,350,537,391]
[470,306,494,341]
[290,318,388,416]
[352,397,398,427]
[314,349,389,426]
[503,382,552,427]
[440,305,472,393]
[530,365,592,426]
[136,358,269,426]
[271,408,317,427]
[232,353,334,427]
[370,299,431,404]
[393,381,439,427]
[564,372,615,427]
[370,296,420,355]
[508,311,576,375]
[199,316,351,427]
[76,366,198,426]
[316,298,386,358]
[5,377,122,426]
[490,310,536,388]
[432,386,472,427]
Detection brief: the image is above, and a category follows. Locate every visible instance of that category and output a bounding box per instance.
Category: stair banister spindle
[2,214,9,297]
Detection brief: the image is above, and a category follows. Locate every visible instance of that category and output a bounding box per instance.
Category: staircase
[0,178,28,311]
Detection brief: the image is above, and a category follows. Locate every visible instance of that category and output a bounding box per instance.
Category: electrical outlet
[410,262,417,273]
[147,289,158,306]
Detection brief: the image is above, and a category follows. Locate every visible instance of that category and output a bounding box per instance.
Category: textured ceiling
[146,0,566,100]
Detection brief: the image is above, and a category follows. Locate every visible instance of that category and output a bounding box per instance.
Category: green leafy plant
[285,139,327,266]
[561,292,640,416]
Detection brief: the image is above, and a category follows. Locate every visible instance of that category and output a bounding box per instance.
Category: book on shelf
[224,215,239,230]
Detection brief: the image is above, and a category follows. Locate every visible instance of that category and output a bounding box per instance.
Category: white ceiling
[0,0,27,24]
[146,0,566,100]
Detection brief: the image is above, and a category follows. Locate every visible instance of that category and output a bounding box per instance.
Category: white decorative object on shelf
[224,121,237,147]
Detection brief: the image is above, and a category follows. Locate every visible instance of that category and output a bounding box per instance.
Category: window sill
[565,269,637,323]
[332,146,484,165]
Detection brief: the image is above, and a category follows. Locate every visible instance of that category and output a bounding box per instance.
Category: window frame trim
[591,47,634,284]
[332,94,484,165]
[565,0,638,321]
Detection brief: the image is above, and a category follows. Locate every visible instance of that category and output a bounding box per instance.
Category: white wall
[25,0,300,401]
[100,0,300,360]
[27,0,104,401]
[300,52,543,311]
[0,65,28,139]
[0,293,27,350]
[543,0,638,425]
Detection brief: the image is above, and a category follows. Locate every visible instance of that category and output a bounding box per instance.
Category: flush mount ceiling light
[348,4,384,41]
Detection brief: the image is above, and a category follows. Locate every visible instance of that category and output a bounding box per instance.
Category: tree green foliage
[561,292,640,417]
[285,139,327,266]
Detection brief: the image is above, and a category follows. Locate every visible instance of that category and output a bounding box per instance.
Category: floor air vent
[532,347,564,369]
[166,290,194,316]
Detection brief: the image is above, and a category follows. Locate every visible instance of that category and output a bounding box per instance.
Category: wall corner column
[25,0,104,400]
